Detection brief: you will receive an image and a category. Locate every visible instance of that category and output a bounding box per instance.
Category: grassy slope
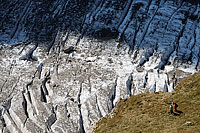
[95,72,200,133]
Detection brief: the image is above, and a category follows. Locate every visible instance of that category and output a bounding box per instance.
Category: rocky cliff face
[0,0,200,132]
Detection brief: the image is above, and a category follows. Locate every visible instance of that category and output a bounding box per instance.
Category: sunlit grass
[95,72,200,133]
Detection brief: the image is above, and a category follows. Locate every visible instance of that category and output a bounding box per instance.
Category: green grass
[94,72,200,133]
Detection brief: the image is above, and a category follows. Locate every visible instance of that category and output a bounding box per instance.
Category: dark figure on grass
[173,102,178,112]
[170,103,173,114]
[173,102,183,114]
[170,102,183,115]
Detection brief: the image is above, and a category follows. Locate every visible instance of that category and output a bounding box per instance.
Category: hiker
[170,103,173,114]
[173,102,178,112]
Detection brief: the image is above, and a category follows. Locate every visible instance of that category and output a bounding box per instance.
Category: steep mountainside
[0,0,200,132]
[95,71,200,132]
